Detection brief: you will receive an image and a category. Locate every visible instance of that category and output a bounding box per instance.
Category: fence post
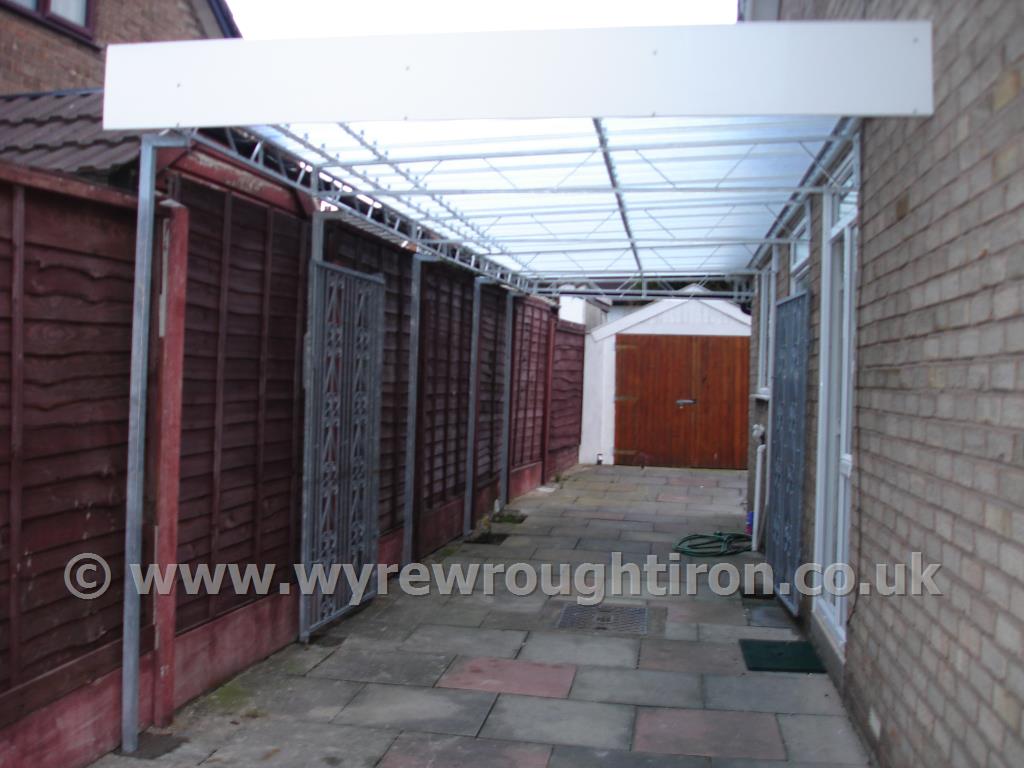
[402,254,426,564]
[151,200,189,727]
[463,278,484,534]
[8,184,24,689]
[541,310,557,483]
[499,292,515,507]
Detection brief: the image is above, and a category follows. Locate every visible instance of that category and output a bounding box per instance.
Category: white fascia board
[103,22,933,130]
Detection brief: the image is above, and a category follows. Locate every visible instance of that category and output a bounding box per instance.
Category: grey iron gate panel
[300,261,385,640]
[766,292,809,616]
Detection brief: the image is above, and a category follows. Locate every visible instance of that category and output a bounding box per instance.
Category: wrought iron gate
[766,292,810,616]
[300,261,384,640]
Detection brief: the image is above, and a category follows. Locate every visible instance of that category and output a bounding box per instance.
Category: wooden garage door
[614,334,749,469]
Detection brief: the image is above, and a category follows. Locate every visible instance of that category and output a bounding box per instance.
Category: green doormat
[739,639,827,673]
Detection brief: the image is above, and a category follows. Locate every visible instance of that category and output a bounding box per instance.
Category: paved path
[95,466,869,767]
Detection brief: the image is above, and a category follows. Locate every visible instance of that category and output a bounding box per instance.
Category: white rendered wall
[579,298,751,466]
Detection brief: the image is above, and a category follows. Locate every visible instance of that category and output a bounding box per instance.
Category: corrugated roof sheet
[0,89,141,175]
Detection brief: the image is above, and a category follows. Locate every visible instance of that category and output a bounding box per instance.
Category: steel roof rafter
[267,125,539,286]
[333,121,530,272]
[343,148,811,178]
[351,183,831,196]
[323,133,855,168]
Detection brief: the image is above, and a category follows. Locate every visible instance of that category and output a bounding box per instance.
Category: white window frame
[812,139,860,657]
[789,201,812,293]
[755,246,779,398]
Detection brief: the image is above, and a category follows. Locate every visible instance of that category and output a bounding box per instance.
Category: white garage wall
[579,296,751,466]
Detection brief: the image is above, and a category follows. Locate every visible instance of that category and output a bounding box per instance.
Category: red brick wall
[776,2,1024,767]
[0,0,222,94]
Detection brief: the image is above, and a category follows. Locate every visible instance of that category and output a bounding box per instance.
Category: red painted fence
[0,165,144,729]
[0,152,585,768]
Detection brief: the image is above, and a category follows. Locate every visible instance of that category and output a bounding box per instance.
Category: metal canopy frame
[170,115,863,300]
[108,20,914,755]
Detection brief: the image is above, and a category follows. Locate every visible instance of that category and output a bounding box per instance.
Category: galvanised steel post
[402,254,427,564]
[122,131,188,754]
[463,277,485,534]
[498,291,515,507]
[298,204,324,643]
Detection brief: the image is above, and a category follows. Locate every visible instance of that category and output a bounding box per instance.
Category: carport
[98,18,933,755]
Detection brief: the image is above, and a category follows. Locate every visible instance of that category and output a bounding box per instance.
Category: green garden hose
[674,531,752,557]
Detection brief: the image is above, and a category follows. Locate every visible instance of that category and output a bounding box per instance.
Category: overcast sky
[225,0,738,39]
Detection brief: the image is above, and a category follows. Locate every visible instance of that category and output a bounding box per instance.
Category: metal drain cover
[555,604,650,634]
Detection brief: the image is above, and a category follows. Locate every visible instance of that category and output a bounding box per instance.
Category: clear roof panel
[262,115,840,279]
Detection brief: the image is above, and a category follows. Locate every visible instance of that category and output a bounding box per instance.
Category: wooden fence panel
[173,177,306,632]
[0,174,144,726]
[547,319,585,479]
[509,298,552,471]
[414,264,474,556]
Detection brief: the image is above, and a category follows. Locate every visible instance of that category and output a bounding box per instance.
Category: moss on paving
[204,678,253,714]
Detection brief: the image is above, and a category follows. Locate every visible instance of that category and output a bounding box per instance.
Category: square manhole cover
[555,604,650,634]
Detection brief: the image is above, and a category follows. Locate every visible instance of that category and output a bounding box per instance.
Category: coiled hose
[673,531,752,557]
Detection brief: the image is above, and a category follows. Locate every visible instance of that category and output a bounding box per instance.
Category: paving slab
[258,642,337,676]
[376,601,490,628]
[199,720,396,767]
[309,645,452,686]
[534,547,611,565]
[587,519,656,532]
[564,508,627,520]
[666,600,748,627]
[322,617,416,644]
[519,630,640,667]
[480,694,634,750]
[400,624,527,658]
[778,714,870,764]
[697,624,800,643]
[549,746,710,767]
[92,466,869,768]
[634,708,786,760]
[503,534,581,549]
[709,762,847,768]
[438,656,576,698]
[639,639,746,675]
[704,672,846,715]
[579,537,652,553]
[622,531,684,543]
[334,683,495,736]
[745,601,800,629]
[480,601,564,630]
[570,666,701,708]
[447,591,551,614]
[225,669,364,720]
[377,732,551,768]
[549,525,604,538]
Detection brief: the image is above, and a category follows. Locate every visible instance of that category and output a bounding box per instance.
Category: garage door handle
[676,399,697,407]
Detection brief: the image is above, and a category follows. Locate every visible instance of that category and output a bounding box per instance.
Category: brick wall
[777,2,1024,766]
[0,0,222,94]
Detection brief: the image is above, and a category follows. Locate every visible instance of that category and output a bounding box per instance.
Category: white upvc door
[814,150,859,652]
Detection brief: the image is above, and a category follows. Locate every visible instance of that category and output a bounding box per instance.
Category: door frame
[812,142,859,655]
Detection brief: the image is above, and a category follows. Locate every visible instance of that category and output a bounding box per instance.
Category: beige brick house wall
[770,1,1024,766]
[0,0,228,94]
